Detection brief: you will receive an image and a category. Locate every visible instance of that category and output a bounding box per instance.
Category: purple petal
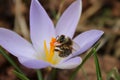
[30,0,55,52]
[73,30,104,56]
[53,57,82,69]
[56,0,82,38]
[18,56,50,69]
[0,28,36,58]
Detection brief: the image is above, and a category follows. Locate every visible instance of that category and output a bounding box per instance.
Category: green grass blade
[106,69,114,80]
[113,68,120,80]
[0,47,23,74]
[70,43,100,80]
[36,69,43,80]
[81,68,89,80]
[93,48,102,80]
[13,70,30,80]
[107,68,120,80]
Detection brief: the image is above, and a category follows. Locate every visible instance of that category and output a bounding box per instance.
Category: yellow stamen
[44,40,49,60]
[44,38,56,63]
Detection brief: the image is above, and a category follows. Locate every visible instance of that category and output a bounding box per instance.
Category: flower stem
[36,69,43,80]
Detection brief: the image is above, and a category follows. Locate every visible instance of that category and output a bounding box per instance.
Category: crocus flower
[0,0,104,69]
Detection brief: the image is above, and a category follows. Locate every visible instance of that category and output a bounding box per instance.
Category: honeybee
[54,35,80,57]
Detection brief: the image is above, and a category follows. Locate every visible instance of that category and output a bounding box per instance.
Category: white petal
[18,56,50,69]
[52,57,82,69]
[30,0,55,52]
[56,0,82,38]
[73,30,104,56]
[0,28,36,58]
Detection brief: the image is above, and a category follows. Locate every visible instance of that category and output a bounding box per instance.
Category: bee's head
[57,35,65,43]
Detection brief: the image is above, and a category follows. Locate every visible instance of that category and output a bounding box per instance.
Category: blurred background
[0,0,120,80]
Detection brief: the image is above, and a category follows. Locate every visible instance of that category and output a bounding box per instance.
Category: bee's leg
[56,45,61,47]
[54,49,59,51]
[54,47,61,51]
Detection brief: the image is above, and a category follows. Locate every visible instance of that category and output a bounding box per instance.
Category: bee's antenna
[56,35,59,40]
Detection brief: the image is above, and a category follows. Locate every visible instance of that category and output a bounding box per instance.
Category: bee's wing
[72,42,80,52]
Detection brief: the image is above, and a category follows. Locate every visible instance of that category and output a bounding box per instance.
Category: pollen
[44,38,56,64]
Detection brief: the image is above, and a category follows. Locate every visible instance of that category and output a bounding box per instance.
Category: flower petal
[73,30,104,56]
[0,28,36,58]
[56,0,82,38]
[18,56,50,69]
[52,57,82,69]
[30,0,55,52]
